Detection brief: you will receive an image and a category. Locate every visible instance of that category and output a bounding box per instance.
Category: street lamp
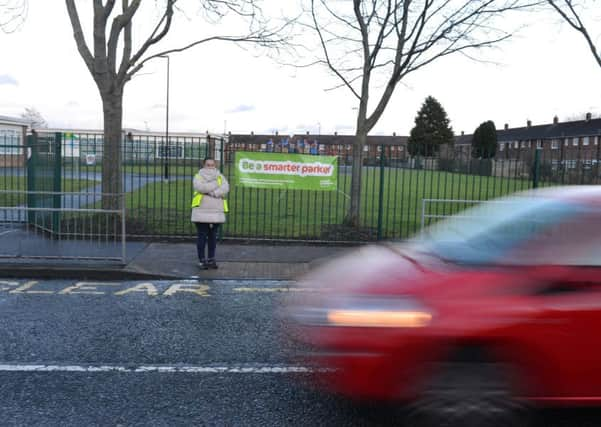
[158,55,170,181]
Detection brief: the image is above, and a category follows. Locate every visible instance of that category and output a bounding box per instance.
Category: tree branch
[123,0,177,82]
[107,0,141,77]
[311,0,361,100]
[548,0,601,68]
[65,0,95,75]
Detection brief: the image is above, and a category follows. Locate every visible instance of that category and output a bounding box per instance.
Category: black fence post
[532,148,540,189]
[377,144,385,241]
[219,136,225,242]
[53,132,62,235]
[26,133,36,225]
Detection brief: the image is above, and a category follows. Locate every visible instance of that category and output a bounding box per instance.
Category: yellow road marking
[114,282,159,296]
[9,281,54,294]
[233,287,312,293]
[59,282,120,295]
[163,283,210,297]
[0,281,313,297]
[0,280,19,291]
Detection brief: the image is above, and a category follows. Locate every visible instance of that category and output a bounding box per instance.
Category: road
[0,278,600,426]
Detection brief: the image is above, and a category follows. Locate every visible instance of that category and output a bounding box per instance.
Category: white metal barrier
[0,191,126,263]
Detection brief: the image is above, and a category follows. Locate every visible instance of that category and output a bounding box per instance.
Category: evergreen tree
[408,96,454,157]
[471,121,498,158]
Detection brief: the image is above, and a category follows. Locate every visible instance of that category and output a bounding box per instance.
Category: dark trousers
[195,223,220,261]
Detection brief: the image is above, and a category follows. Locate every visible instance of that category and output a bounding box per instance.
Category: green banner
[235,151,338,191]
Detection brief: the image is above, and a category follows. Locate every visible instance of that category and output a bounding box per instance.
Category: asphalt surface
[1,278,600,426]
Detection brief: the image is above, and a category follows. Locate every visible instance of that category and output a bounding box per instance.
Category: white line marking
[0,363,326,373]
[0,230,17,237]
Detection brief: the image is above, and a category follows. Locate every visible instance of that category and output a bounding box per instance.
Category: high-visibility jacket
[191,174,229,212]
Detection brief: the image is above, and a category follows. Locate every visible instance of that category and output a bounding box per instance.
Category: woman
[190,157,229,269]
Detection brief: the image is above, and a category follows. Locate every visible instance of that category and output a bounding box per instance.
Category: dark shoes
[199,259,218,270]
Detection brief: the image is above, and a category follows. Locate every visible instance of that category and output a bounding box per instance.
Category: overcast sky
[0,1,600,137]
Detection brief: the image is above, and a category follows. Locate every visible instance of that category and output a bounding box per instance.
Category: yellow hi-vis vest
[191,174,229,212]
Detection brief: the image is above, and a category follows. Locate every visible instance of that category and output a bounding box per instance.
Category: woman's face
[204,160,216,169]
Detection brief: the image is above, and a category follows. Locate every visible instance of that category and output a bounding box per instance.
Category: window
[551,140,560,150]
[573,137,579,146]
[499,143,504,151]
[156,143,184,159]
[416,198,581,265]
[514,141,519,149]
[536,140,543,149]
[509,207,601,266]
[0,127,22,154]
[596,136,599,145]
[583,136,590,146]
[564,139,569,147]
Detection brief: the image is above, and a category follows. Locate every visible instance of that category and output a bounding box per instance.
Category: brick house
[226,132,409,165]
[454,114,601,163]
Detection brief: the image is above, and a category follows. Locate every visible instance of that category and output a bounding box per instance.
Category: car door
[528,267,601,398]
[509,207,601,398]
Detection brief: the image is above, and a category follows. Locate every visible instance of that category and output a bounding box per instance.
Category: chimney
[393,132,396,136]
[275,130,279,135]
[504,123,509,130]
[250,131,254,136]
[553,116,559,124]
[586,112,592,122]
[306,131,310,135]
[334,131,338,136]
[527,120,532,128]
[461,131,464,136]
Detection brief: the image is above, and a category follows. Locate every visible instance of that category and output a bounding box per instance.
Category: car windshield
[409,196,581,265]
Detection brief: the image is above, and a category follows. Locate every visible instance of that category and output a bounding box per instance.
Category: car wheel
[404,361,532,427]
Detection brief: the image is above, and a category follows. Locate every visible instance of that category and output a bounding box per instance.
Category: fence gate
[27,132,62,233]
[0,131,126,263]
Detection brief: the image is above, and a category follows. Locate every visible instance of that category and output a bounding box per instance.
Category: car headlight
[290,296,432,328]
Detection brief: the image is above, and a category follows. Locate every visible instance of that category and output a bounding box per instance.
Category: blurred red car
[284,186,601,426]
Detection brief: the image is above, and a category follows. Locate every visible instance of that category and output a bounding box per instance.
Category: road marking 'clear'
[0,363,326,373]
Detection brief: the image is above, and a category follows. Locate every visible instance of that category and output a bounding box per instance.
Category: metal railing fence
[3,132,601,243]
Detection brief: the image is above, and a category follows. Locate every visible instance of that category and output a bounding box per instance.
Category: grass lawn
[0,176,98,206]
[122,167,534,240]
[63,163,201,177]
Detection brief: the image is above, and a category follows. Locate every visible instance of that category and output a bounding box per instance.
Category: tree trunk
[101,90,123,210]
[345,131,367,227]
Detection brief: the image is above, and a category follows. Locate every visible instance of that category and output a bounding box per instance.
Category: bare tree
[303,0,537,227]
[65,0,289,208]
[548,0,601,68]
[21,106,48,130]
[0,0,27,33]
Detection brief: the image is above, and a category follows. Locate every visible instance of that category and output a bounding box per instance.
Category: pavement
[0,240,357,281]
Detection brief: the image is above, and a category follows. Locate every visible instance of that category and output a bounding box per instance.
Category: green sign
[235,151,338,191]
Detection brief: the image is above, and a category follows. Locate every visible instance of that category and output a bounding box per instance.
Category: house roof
[42,128,223,139]
[455,117,601,145]
[228,133,408,146]
[0,115,28,127]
